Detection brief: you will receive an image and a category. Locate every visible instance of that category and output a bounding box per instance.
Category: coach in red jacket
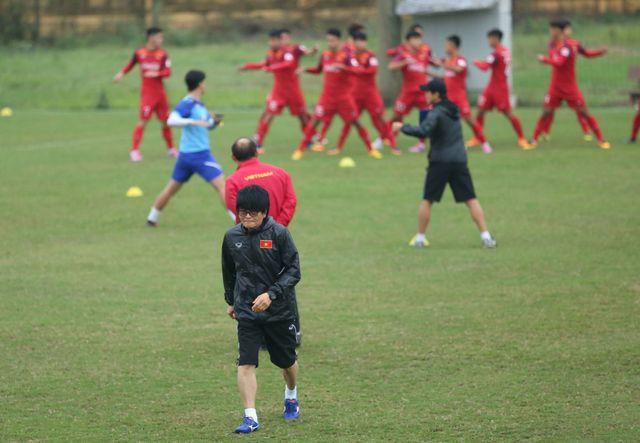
[226,137,297,226]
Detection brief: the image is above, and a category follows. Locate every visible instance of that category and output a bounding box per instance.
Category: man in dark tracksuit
[222,185,301,434]
[392,79,497,248]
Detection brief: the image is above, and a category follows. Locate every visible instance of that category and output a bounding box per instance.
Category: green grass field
[1,104,640,440]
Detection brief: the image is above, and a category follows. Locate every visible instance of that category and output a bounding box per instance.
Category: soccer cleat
[482,237,497,249]
[146,220,157,227]
[368,149,383,159]
[408,142,425,153]
[372,138,383,150]
[626,138,637,144]
[583,134,594,142]
[390,148,402,156]
[518,138,536,150]
[311,142,325,152]
[167,147,178,158]
[327,148,341,156]
[529,139,538,149]
[130,150,143,162]
[481,142,493,154]
[283,399,300,421]
[234,416,260,434]
[598,141,611,150]
[465,137,480,148]
[408,235,430,248]
[291,149,304,160]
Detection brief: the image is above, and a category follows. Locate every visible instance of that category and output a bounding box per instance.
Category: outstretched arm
[114,52,137,81]
[305,56,324,74]
[578,45,607,58]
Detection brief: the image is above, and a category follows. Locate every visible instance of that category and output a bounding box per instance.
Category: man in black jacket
[222,185,302,433]
[393,79,497,248]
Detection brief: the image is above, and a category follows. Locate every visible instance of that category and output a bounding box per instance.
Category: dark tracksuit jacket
[221,217,301,323]
[401,99,468,164]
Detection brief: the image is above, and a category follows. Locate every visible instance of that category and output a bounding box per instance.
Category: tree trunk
[377,0,401,105]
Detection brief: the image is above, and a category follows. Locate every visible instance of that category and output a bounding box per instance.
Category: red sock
[161,125,174,149]
[131,124,144,151]
[355,125,372,151]
[576,111,590,135]
[543,111,555,134]
[475,114,485,131]
[255,118,271,146]
[471,121,487,144]
[509,115,525,139]
[337,123,351,149]
[297,122,317,151]
[632,112,640,141]
[533,114,552,142]
[585,114,604,142]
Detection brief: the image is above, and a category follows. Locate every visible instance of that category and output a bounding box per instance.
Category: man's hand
[537,54,546,63]
[392,121,404,133]
[251,293,272,312]
[227,305,237,319]
[113,71,124,82]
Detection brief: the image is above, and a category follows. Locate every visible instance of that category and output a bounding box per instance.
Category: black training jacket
[401,99,468,163]
[221,217,301,322]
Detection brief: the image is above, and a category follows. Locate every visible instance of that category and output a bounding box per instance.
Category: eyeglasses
[238,210,263,218]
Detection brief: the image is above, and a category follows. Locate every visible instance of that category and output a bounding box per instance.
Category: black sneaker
[146,220,157,227]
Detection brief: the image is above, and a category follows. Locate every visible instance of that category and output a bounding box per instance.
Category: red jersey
[348,49,380,98]
[394,44,432,93]
[540,40,579,95]
[443,54,469,102]
[474,45,511,91]
[284,43,308,68]
[225,158,297,227]
[241,48,300,95]
[306,49,353,101]
[120,47,171,96]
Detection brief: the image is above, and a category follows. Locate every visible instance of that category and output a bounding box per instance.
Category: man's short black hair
[280,28,291,35]
[268,29,281,38]
[353,31,367,41]
[409,23,423,32]
[406,30,422,40]
[231,137,258,161]
[420,79,447,97]
[236,185,270,215]
[487,28,503,40]
[147,27,162,37]
[550,19,570,30]
[327,28,341,38]
[348,23,365,37]
[185,70,205,91]
[447,34,461,48]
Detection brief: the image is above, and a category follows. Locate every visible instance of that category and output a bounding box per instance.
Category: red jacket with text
[225,157,297,227]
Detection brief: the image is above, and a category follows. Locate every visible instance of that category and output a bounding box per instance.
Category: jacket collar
[237,157,261,170]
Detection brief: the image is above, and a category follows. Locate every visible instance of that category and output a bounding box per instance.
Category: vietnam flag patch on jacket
[260,239,273,249]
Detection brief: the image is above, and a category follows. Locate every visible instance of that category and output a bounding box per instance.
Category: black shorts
[237,319,297,369]
[423,162,476,203]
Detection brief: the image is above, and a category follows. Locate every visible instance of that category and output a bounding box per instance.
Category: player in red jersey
[540,20,607,142]
[386,23,423,58]
[471,29,532,150]
[113,27,174,162]
[292,28,381,160]
[312,23,366,152]
[430,35,493,154]
[239,29,313,153]
[334,32,400,155]
[630,100,640,144]
[531,20,610,149]
[388,30,436,153]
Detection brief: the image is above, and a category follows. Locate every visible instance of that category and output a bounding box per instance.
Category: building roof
[396,0,499,15]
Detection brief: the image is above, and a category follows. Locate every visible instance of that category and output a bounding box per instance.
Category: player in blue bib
[147,70,235,226]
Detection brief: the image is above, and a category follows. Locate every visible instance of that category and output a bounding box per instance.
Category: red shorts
[313,98,358,123]
[354,93,384,117]
[393,89,428,116]
[140,93,169,121]
[266,89,307,116]
[478,88,511,112]
[544,88,585,110]
[449,95,471,118]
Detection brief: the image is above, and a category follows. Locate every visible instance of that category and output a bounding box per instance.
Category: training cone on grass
[126,186,143,198]
[1,107,13,117]
[339,157,356,168]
